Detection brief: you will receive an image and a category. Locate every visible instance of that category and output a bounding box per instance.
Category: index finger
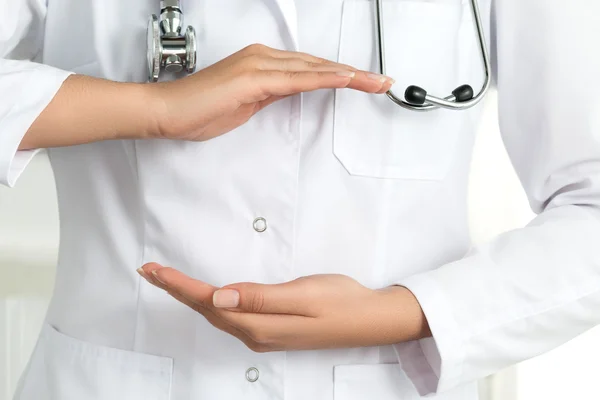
[146,265,218,307]
[264,47,358,71]
[258,70,389,96]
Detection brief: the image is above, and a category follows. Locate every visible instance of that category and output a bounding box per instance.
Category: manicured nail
[151,270,166,285]
[213,289,240,308]
[336,70,356,78]
[137,268,151,282]
[367,73,388,83]
[388,78,396,85]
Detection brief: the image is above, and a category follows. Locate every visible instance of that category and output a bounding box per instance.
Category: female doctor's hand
[138,263,431,352]
[151,43,394,142]
[22,44,393,151]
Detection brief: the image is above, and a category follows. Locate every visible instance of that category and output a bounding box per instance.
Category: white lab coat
[1,0,599,399]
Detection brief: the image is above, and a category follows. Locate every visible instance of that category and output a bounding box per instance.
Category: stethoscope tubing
[376,0,492,111]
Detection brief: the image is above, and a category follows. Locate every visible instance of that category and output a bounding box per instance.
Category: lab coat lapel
[269,0,299,51]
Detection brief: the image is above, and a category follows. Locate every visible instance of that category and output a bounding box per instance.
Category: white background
[1,91,599,399]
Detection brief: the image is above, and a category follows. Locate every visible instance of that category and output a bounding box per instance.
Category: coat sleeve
[394,0,600,395]
[0,0,73,187]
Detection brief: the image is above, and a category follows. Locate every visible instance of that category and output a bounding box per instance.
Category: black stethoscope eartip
[377,0,491,111]
[452,84,474,102]
[405,86,427,106]
[404,84,475,106]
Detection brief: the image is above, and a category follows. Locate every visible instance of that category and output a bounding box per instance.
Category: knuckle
[261,70,277,78]
[285,71,302,80]
[305,61,323,69]
[248,291,265,314]
[244,43,267,55]
[300,52,326,64]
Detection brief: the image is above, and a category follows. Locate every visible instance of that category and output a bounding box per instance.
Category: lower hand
[138,263,430,352]
[151,43,394,142]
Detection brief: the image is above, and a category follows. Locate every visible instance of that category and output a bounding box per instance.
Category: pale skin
[22,43,431,350]
[21,44,394,149]
[139,263,431,352]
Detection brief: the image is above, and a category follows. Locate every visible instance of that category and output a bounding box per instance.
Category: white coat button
[253,217,267,233]
[246,367,259,382]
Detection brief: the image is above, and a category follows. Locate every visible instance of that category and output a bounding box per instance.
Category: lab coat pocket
[334,364,406,399]
[335,0,467,180]
[333,363,478,400]
[16,323,173,400]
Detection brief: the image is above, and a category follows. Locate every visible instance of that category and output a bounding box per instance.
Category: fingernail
[151,270,166,285]
[137,268,151,282]
[388,78,396,85]
[336,70,356,78]
[367,73,388,83]
[213,289,240,308]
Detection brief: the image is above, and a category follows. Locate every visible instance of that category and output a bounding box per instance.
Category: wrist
[131,83,169,140]
[377,286,432,343]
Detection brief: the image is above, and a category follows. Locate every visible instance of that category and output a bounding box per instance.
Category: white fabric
[1,0,599,399]
[393,1,600,394]
[0,0,72,187]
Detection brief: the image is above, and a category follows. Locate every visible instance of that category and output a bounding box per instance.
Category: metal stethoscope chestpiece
[376,0,492,111]
[147,0,197,82]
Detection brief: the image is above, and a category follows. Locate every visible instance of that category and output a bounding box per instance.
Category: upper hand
[150,43,394,142]
[138,263,430,352]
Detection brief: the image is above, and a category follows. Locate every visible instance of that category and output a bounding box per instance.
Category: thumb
[212,281,310,316]
[146,265,217,307]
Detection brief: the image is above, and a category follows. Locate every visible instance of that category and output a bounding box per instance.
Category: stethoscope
[147,0,197,82]
[147,0,491,112]
[376,0,492,111]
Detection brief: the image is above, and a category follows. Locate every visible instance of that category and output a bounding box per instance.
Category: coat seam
[130,139,148,357]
